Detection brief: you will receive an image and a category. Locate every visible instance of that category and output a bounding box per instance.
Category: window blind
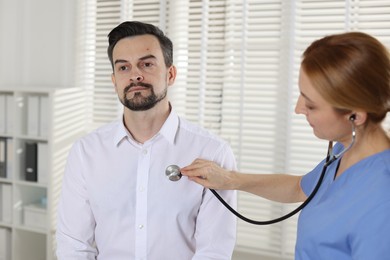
[170,0,229,133]
[220,0,293,257]
[76,0,390,258]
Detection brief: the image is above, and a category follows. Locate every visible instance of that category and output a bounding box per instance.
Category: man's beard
[120,82,167,111]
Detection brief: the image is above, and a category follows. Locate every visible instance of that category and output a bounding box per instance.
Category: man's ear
[167,65,177,86]
[111,73,118,93]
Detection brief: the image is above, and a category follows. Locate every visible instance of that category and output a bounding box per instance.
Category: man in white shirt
[56,21,237,260]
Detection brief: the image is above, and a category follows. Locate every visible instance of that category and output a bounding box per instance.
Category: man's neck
[123,102,171,143]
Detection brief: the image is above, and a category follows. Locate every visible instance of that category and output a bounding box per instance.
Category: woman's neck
[335,124,390,179]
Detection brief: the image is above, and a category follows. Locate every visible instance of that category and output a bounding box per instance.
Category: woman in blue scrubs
[181,32,390,260]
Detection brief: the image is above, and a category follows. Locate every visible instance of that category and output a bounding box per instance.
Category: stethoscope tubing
[211,120,356,225]
[210,155,330,225]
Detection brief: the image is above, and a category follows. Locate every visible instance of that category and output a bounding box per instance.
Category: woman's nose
[294,96,306,115]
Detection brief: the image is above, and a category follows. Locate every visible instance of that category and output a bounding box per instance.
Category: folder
[0,95,5,134]
[0,139,6,178]
[38,142,48,184]
[0,228,11,260]
[0,184,12,223]
[6,139,13,180]
[27,96,40,136]
[5,95,14,134]
[25,142,38,182]
[39,96,49,137]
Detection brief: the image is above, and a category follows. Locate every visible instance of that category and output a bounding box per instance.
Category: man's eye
[119,66,127,71]
[143,62,153,68]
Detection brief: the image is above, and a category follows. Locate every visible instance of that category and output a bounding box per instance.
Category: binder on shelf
[5,95,14,134]
[6,139,13,180]
[0,95,5,134]
[27,95,40,136]
[0,227,11,260]
[25,142,38,182]
[0,138,6,178]
[0,184,12,223]
[38,142,48,184]
[39,95,49,137]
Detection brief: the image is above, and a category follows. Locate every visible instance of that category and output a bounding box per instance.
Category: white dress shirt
[56,109,237,260]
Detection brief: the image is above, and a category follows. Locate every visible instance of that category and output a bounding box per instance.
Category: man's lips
[129,86,148,91]
[125,83,152,93]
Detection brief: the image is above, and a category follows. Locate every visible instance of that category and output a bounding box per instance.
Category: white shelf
[0,87,86,260]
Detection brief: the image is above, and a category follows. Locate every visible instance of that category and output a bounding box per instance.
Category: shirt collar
[113,119,130,146]
[159,108,179,145]
[112,107,179,146]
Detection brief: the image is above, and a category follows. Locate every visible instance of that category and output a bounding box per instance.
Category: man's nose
[130,74,144,82]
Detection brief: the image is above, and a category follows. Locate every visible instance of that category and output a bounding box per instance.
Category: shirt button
[139,187,144,192]
[139,224,144,229]
[142,149,148,155]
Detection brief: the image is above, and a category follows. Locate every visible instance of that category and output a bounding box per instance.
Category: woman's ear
[349,111,367,125]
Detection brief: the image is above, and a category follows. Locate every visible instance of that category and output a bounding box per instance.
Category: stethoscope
[166,115,356,225]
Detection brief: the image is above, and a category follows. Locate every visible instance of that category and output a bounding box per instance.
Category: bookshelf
[0,87,86,260]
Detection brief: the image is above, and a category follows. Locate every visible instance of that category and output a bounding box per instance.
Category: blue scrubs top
[297,143,390,260]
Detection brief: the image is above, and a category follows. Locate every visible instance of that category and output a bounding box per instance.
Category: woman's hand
[182,159,305,203]
[180,159,236,190]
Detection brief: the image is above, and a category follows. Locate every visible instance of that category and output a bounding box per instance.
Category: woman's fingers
[181,159,211,177]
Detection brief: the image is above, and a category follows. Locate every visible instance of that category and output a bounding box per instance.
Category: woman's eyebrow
[300,91,313,102]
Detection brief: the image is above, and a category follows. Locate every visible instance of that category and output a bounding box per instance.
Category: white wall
[0,0,76,88]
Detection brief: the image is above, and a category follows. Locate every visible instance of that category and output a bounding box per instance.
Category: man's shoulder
[177,116,226,144]
[79,120,121,143]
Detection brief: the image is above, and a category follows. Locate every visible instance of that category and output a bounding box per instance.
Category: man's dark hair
[107,21,173,70]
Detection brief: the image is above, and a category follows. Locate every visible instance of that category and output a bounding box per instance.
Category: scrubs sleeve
[300,143,344,196]
[300,161,326,197]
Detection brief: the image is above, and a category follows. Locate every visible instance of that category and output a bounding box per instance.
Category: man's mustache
[124,82,153,92]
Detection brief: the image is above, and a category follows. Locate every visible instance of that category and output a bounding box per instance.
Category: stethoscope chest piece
[166,165,182,181]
